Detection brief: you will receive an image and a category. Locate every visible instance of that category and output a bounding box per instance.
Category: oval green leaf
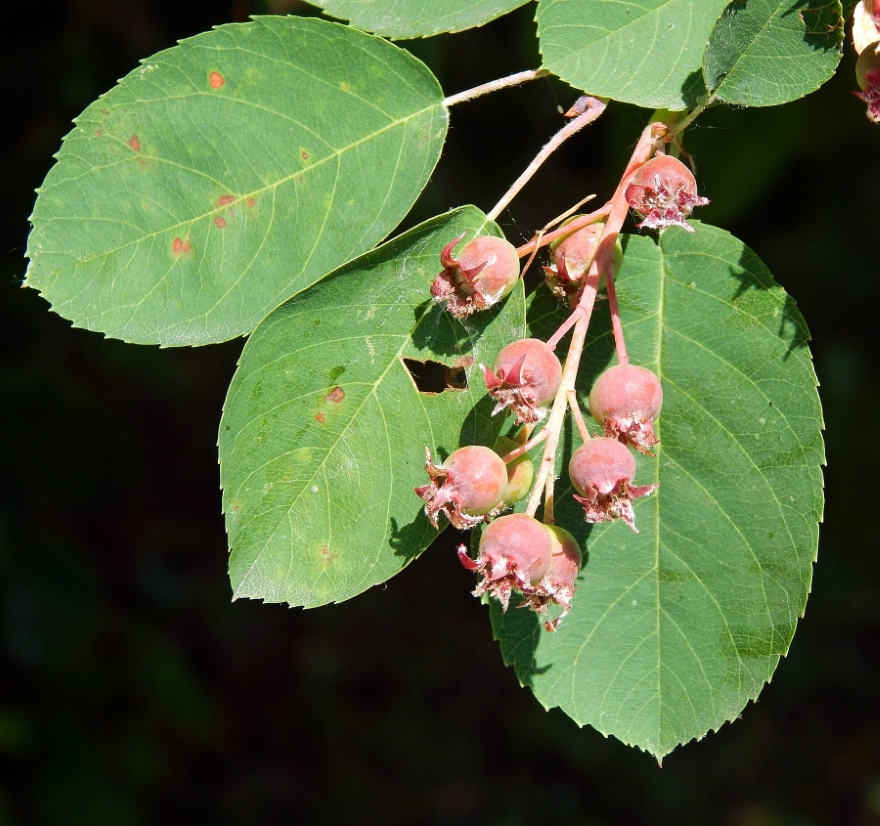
[537,0,730,109]
[703,0,843,106]
[492,224,824,758]
[25,16,447,345]
[219,207,526,608]
[311,0,532,38]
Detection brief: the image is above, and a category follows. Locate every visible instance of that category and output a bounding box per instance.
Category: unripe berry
[431,234,520,318]
[519,525,582,631]
[482,339,563,425]
[543,218,604,306]
[568,437,657,532]
[457,513,552,610]
[588,364,663,454]
[493,435,535,506]
[855,41,880,122]
[852,1,880,55]
[625,154,709,233]
[415,445,508,530]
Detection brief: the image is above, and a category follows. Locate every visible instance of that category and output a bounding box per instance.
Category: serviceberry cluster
[416,114,709,630]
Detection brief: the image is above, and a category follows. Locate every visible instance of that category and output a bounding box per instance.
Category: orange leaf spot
[217,195,235,207]
[326,386,345,404]
[128,135,141,152]
[210,71,225,89]
[172,236,192,255]
[314,412,326,424]
[247,198,255,208]
[214,217,226,229]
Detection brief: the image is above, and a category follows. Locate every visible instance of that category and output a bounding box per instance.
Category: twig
[443,69,549,108]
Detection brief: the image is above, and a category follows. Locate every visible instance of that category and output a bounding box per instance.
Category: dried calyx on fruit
[519,525,583,631]
[457,513,552,611]
[589,364,663,454]
[431,234,520,318]
[482,338,563,425]
[543,218,605,306]
[415,445,508,530]
[625,154,709,232]
[568,437,657,532]
[493,435,535,506]
[855,41,880,122]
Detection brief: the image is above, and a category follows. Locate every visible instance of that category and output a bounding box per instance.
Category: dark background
[2,1,879,824]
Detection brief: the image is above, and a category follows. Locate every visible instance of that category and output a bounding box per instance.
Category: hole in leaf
[402,358,470,394]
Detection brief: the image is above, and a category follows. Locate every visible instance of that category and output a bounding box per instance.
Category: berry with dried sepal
[493,435,535,506]
[568,437,657,532]
[482,339,563,425]
[431,234,520,318]
[855,41,880,122]
[625,155,709,232]
[543,218,605,306]
[589,364,663,454]
[415,445,508,530]
[519,525,582,631]
[457,513,552,611]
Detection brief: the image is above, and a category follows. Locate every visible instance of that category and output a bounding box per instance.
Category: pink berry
[457,513,552,611]
[852,1,880,55]
[568,437,657,532]
[415,445,508,530]
[493,436,535,506]
[431,234,520,318]
[855,42,880,122]
[481,339,562,425]
[519,525,582,631]
[543,219,605,306]
[625,155,709,233]
[588,364,663,454]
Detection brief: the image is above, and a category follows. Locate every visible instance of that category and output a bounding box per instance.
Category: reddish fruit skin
[543,219,604,306]
[568,438,657,532]
[625,155,709,232]
[482,339,563,425]
[415,445,508,530]
[588,364,663,454]
[855,42,880,122]
[493,436,535,505]
[519,525,582,631]
[458,513,553,611]
[431,234,520,317]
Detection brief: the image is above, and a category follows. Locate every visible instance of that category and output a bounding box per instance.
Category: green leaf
[309,0,532,38]
[536,0,730,109]
[25,16,447,346]
[492,224,824,758]
[703,0,843,106]
[219,207,526,608]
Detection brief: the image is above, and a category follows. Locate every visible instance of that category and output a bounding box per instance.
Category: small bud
[431,235,520,318]
[588,364,663,454]
[458,513,553,611]
[415,445,508,529]
[482,339,563,425]
[855,41,880,122]
[568,438,657,532]
[625,155,709,233]
[543,218,605,306]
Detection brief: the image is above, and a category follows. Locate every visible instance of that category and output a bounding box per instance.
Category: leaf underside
[25,16,447,345]
[310,0,532,38]
[703,0,843,106]
[492,224,824,759]
[219,206,526,608]
[536,0,731,109]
